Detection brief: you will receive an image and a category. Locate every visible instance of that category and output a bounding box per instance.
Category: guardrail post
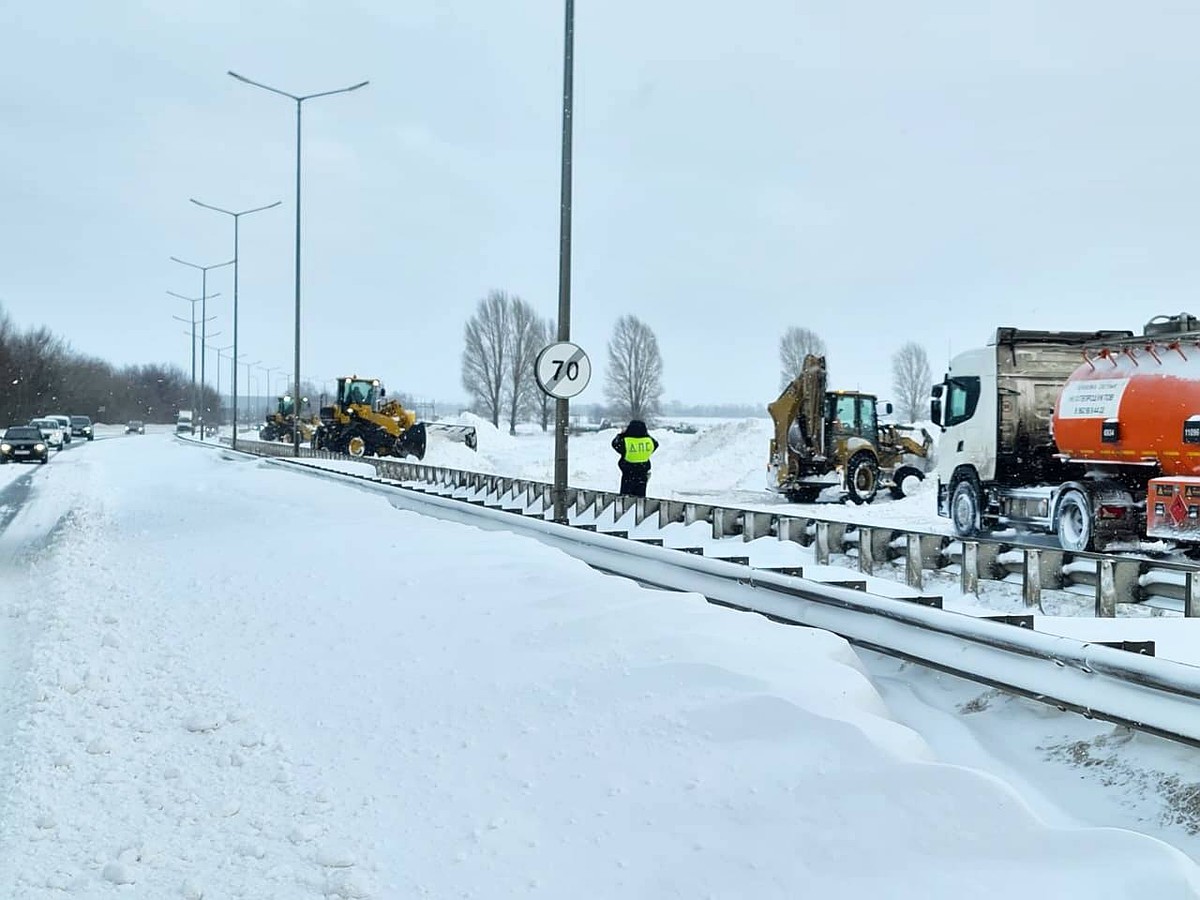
[743,512,773,542]
[658,500,687,529]
[961,541,980,596]
[858,527,876,575]
[815,521,831,565]
[635,497,660,527]
[1094,559,1140,617]
[1188,571,1200,618]
[1022,549,1042,610]
[906,533,924,589]
[683,503,713,527]
[777,516,811,546]
[712,507,743,540]
[1095,559,1117,618]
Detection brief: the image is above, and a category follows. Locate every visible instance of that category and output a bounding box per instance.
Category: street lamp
[229,70,368,456]
[189,198,281,450]
[168,290,219,421]
[552,0,577,524]
[239,359,260,427]
[171,256,234,440]
[208,343,234,428]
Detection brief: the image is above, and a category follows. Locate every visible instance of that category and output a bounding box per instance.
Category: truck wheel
[889,466,924,500]
[950,478,982,537]
[845,451,879,504]
[1056,490,1094,552]
[347,434,367,457]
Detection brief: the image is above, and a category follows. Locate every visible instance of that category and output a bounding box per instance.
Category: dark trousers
[619,462,650,497]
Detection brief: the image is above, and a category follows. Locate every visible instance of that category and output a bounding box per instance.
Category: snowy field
[2,434,1200,896]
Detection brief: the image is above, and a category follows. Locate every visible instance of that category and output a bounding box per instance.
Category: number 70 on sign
[535,342,592,400]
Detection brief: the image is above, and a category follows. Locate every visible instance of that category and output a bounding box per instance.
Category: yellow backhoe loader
[767,354,932,504]
[311,376,477,460]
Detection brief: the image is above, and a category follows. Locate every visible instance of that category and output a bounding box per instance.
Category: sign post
[537,341,591,522]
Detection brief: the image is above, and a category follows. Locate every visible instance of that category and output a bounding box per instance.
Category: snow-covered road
[2,434,1200,898]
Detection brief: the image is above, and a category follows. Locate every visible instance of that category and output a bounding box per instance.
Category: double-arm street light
[168,290,219,421]
[189,198,281,450]
[208,343,234,426]
[228,70,369,456]
[239,359,260,427]
[171,256,234,440]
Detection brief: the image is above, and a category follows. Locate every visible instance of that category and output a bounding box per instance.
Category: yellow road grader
[311,376,477,460]
[767,354,932,504]
[259,395,318,443]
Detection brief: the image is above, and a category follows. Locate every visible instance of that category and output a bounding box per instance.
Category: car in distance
[29,418,66,451]
[1,426,50,464]
[126,420,145,434]
[48,414,73,443]
[70,416,94,440]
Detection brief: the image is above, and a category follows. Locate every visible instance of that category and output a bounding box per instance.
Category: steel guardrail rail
[196,436,1200,746]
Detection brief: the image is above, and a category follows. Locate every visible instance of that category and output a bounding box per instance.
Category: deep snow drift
[2,435,1200,897]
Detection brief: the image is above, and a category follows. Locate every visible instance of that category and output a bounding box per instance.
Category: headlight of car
[0,444,10,452]
[35,443,46,451]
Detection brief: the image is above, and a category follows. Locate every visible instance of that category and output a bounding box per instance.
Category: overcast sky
[3,1,1200,408]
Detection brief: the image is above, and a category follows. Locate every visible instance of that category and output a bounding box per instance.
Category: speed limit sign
[535,342,591,399]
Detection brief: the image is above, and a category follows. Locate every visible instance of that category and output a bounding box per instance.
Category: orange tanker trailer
[932,313,1200,550]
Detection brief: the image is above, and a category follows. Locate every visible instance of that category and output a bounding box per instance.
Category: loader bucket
[394,422,427,460]
[426,423,478,450]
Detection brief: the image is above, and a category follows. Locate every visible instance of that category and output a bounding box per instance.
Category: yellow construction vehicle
[312,376,477,459]
[767,354,932,503]
[259,395,317,443]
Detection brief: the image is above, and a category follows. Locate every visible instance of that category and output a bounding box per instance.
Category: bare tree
[505,296,542,435]
[891,341,933,423]
[534,317,555,432]
[779,327,827,389]
[461,290,512,428]
[605,315,663,421]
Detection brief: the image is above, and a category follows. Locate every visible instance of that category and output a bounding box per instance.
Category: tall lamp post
[171,256,234,440]
[552,0,576,524]
[229,70,369,456]
[240,360,260,427]
[189,198,280,450]
[168,290,219,423]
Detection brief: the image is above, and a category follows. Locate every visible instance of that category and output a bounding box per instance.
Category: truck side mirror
[930,384,944,429]
[883,402,893,416]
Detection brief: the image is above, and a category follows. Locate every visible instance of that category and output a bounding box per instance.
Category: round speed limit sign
[535,342,591,399]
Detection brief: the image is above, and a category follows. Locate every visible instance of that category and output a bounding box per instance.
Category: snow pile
[2,436,1200,896]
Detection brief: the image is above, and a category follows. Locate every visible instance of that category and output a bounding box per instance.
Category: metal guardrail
[229,437,1200,619]
[200,437,1200,746]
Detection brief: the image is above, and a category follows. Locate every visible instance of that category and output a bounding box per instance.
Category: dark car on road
[70,416,95,440]
[126,420,145,434]
[1,426,50,464]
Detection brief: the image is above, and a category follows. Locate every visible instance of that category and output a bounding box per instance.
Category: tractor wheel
[845,451,879,504]
[889,465,925,500]
[346,433,368,458]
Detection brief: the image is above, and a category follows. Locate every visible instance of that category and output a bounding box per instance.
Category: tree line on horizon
[0,304,219,427]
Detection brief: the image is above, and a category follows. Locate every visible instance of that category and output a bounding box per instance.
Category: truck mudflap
[1146,476,1200,541]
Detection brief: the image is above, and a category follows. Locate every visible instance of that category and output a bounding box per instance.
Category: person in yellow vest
[611,419,659,497]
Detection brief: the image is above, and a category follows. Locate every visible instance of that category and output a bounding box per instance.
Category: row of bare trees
[461,292,666,429]
[778,326,933,423]
[0,303,216,427]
